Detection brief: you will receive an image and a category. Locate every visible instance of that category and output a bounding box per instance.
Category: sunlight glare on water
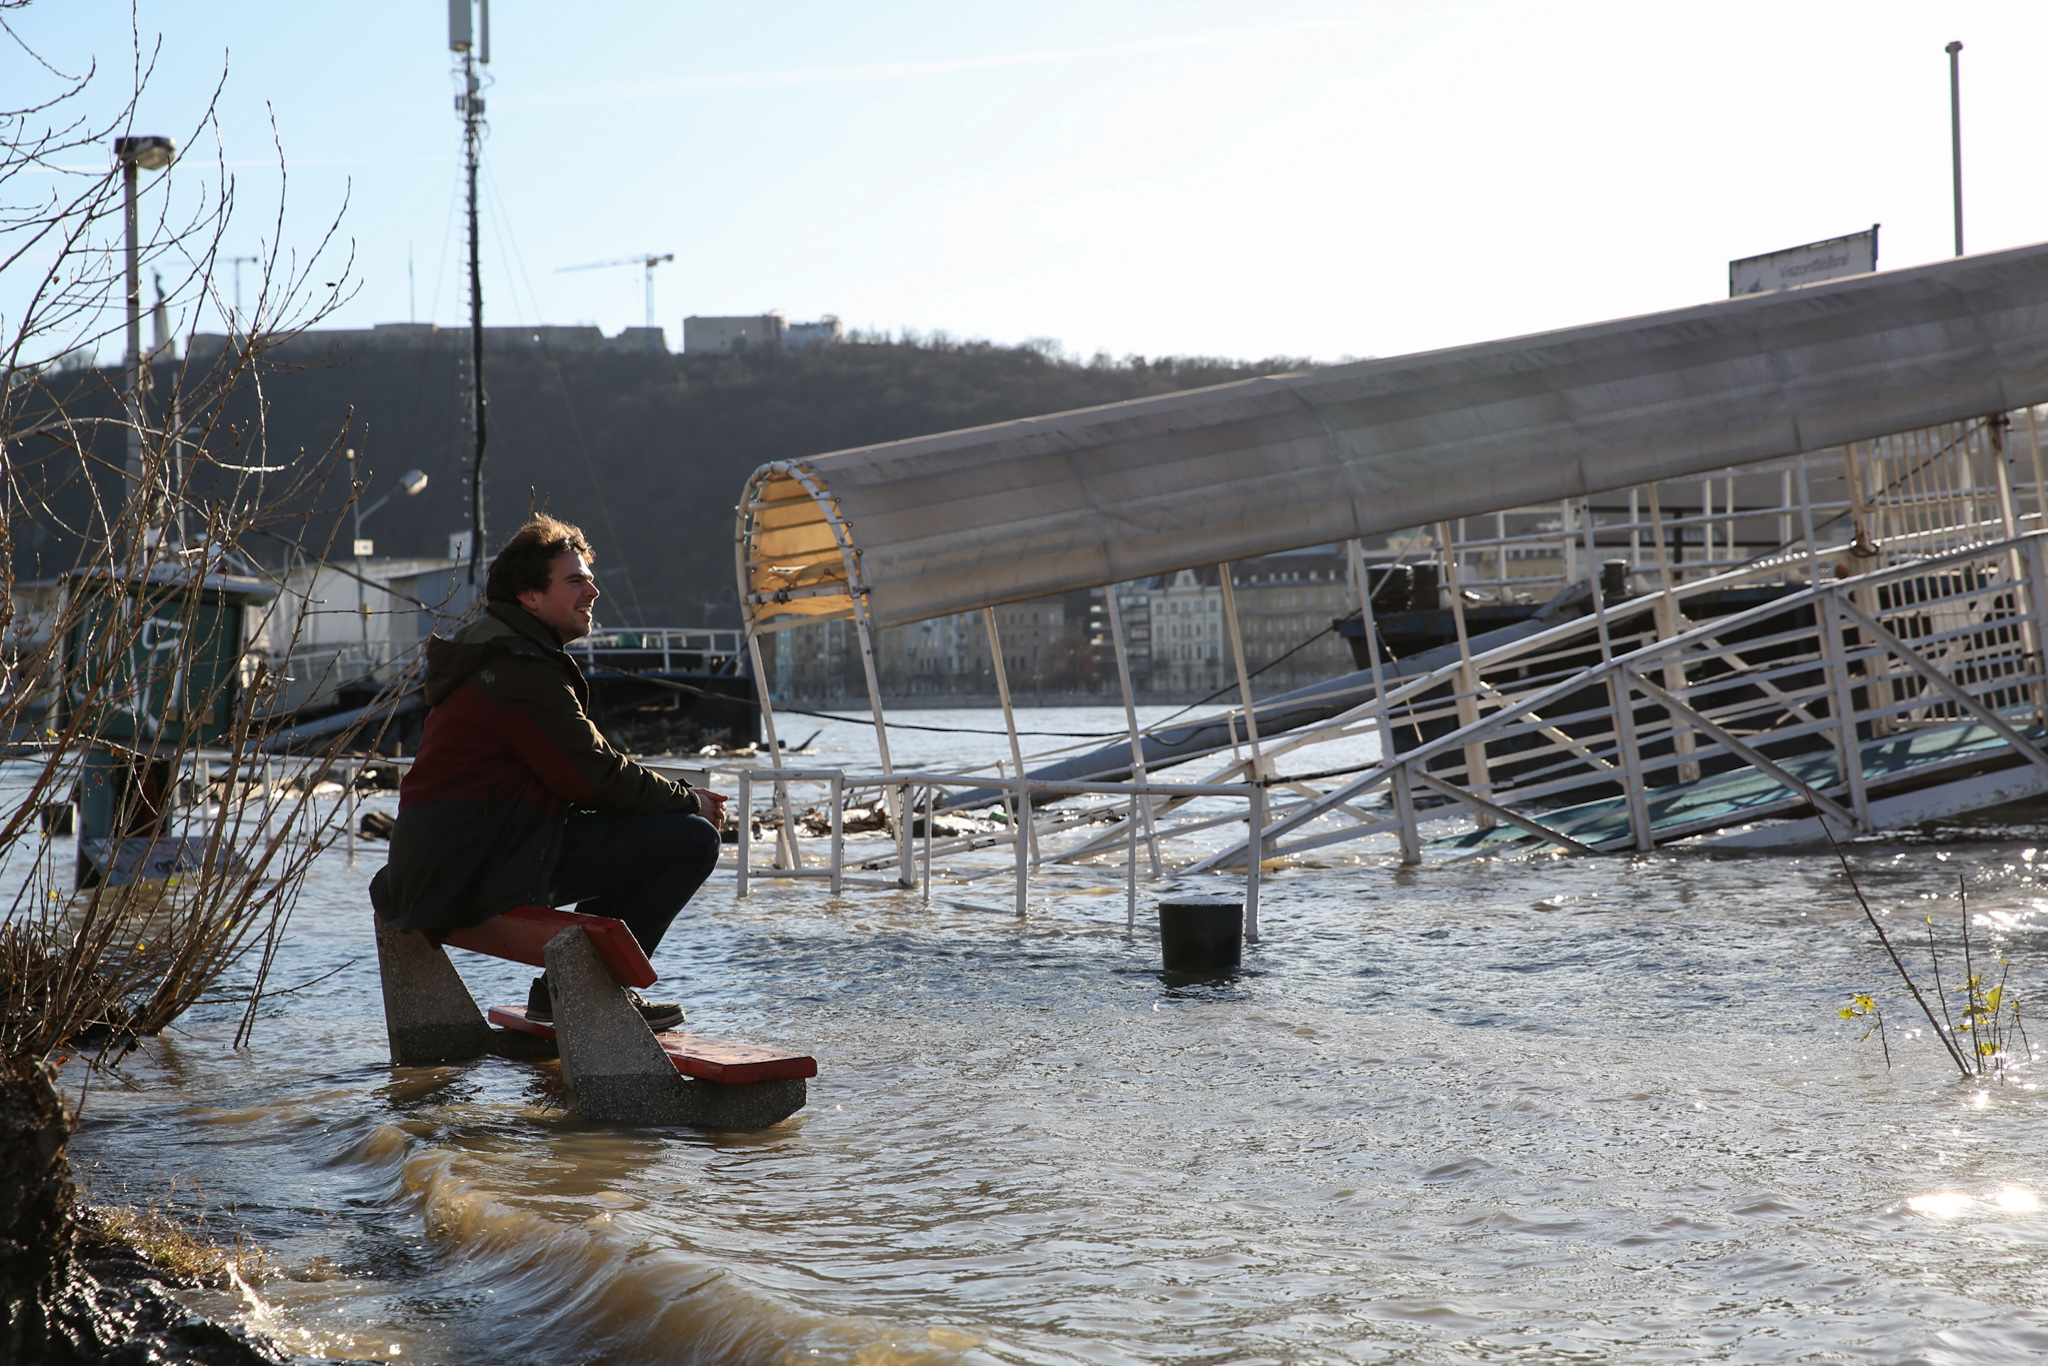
[42,707,2048,1364]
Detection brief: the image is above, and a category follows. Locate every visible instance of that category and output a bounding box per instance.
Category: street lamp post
[347,454,430,657]
[114,135,175,531]
[1946,40,1964,257]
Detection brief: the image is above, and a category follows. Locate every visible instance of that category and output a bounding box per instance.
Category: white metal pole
[2026,407,2048,526]
[1701,479,1715,571]
[1560,500,1575,585]
[1645,484,1698,784]
[1217,564,1263,769]
[1990,419,2042,724]
[1347,538,1412,860]
[1390,763,1421,865]
[1496,509,1509,599]
[1580,500,1615,666]
[983,607,1037,867]
[1245,783,1264,944]
[828,770,843,896]
[736,769,751,897]
[1126,792,1139,929]
[2023,535,2048,728]
[1103,584,1163,876]
[1584,502,1651,849]
[1013,772,1030,919]
[1994,419,2020,541]
[1798,451,1872,827]
[847,597,913,885]
[746,632,803,870]
[1218,562,1268,871]
[1436,522,1489,819]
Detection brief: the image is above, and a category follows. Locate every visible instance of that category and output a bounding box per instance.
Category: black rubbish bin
[1158,898,1243,974]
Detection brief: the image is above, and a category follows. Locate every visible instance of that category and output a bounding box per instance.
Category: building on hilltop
[783,316,843,352]
[683,311,842,356]
[187,321,669,360]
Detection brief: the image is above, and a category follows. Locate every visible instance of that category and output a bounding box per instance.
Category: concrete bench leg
[543,925,806,1129]
[373,912,493,1065]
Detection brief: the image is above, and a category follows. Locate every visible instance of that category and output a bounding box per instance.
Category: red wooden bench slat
[436,905,656,988]
[486,1006,818,1084]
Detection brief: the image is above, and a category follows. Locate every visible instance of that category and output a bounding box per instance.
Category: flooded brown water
[50,709,2048,1364]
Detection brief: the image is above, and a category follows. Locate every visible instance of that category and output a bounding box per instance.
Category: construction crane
[556,252,674,329]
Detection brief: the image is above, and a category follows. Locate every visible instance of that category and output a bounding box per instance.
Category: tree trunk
[1,1057,294,1364]
[0,1056,100,1362]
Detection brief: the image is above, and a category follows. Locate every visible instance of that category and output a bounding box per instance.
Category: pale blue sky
[7,1,2046,363]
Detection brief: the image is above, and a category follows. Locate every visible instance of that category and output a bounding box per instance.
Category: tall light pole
[348,450,429,655]
[1947,40,1965,257]
[450,0,491,589]
[114,134,175,529]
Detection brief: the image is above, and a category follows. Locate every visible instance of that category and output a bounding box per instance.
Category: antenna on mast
[450,0,491,587]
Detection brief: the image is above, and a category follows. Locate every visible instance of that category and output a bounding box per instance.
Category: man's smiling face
[517,551,600,642]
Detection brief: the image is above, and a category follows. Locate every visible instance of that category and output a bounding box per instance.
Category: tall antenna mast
[451,0,491,587]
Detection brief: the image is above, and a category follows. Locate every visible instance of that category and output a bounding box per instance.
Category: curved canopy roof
[738,240,2048,633]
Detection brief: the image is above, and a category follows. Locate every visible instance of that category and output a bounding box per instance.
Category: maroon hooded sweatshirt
[369,601,699,935]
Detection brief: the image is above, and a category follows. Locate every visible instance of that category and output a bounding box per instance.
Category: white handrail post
[1217,562,1263,777]
[847,594,912,887]
[1990,423,2041,724]
[1348,539,1412,863]
[1126,790,1139,930]
[921,783,933,907]
[1798,451,1872,828]
[1103,584,1163,876]
[1013,773,1029,919]
[736,769,752,898]
[1245,783,1264,944]
[983,607,1036,869]
[828,770,843,897]
[2023,533,2048,728]
[1645,484,1698,783]
[1435,522,1490,825]
[1219,561,1267,866]
[2027,407,2048,528]
[745,632,803,871]
[1391,762,1422,865]
[1583,499,1651,849]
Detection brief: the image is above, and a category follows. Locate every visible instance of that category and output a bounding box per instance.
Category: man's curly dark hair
[485,515,594,603]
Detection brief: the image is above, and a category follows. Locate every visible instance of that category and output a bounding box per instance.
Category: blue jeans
[548,810,722,959]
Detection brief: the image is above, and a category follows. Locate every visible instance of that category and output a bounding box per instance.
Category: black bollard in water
[1158,899,1243,974]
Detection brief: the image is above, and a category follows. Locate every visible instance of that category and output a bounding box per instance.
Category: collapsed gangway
[724,241,2048,904]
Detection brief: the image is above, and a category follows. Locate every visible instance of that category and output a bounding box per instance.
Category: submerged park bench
[372,904,813,1128]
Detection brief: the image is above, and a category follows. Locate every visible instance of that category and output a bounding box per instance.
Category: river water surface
[52,707,2048,1364]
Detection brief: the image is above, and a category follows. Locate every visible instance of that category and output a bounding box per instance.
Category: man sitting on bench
[370,515,727,1029]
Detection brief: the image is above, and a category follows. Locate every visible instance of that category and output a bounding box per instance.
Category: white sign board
[1730,226,1879,296]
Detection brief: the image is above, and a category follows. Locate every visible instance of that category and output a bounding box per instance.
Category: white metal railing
[730,764,1269,939]
[1185,529,2048,868]
[567,628,744,674]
